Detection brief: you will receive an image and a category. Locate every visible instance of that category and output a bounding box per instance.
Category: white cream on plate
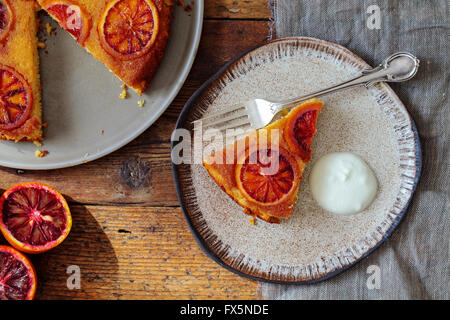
[309,152,378,215]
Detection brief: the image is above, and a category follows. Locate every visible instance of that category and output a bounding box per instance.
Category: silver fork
[193,52,419,135]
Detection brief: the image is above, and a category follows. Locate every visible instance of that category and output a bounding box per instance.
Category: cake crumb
[35,150,49,158]
[119,90,127,99]
[37,42,46,49]
[33,141,42,147]
[119,84,128,99]
[137,99,146,107]
[42,120,49,128]
[249,217,256,225]
[45,22,53,35]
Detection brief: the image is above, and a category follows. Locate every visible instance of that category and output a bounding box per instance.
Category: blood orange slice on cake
[0,0,13,42]
[236,147,300,207]
[99,0,160,60]
[0,65,33,131]
[42,0,92,45]
[0,245,37,300]
[284,100,322,162]
[0,183,72,254]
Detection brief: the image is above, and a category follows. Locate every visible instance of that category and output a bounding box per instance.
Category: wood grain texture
[205,0,271,19]
[0,19,270,300]
[29,206,259,299]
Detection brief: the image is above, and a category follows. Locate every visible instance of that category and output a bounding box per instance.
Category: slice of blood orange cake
[38,0,174,96]
[0,0,43,142]
[203,99,323,224]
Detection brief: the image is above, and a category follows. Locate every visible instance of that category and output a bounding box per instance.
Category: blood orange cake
[0,0,43,142]
[203,100,323,223]
[38,0,174,95]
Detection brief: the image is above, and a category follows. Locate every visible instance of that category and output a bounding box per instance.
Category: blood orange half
[284,101,323,162]
[236,147,300,206]
[0,183,72,254]
[0,0,13,42]
[99,0,160,60]
[43,0,91,45]
[0,65,33,131]
[0,245,37,300]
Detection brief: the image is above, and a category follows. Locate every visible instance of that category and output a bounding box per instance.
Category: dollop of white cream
[309,152,378,215]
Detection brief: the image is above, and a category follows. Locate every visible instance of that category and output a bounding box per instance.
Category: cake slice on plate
[38,0,174,95]
[0,0,42,142]
[203,99,323,223]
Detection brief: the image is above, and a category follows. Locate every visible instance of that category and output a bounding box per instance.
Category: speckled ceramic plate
[172,37,421,283]
[0,2,203,170]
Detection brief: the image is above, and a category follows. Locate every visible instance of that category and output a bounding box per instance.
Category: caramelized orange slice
[43,0,92,45]
[284,101,323,162]
[0,65,32,130]
[0,0,13,42]
[99,0,160,60]
[236,147,300,206]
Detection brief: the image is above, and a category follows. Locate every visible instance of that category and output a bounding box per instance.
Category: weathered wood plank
[205,0,271,19]
[31,205,259,300]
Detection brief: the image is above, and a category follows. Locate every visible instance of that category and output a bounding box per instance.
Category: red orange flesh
[0,183,72,254]
[236,147,300,206]
[0,245,37,300]
[284,101,322,162]
[43,1,91,45]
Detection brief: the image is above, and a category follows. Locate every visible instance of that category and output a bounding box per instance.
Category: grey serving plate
[0,1,203,170]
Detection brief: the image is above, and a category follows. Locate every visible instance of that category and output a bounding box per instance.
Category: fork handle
[272,52,419,111]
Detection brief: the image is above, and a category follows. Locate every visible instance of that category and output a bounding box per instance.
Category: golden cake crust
[0,0,42,142]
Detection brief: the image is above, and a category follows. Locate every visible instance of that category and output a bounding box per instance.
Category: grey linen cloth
[261,0,449,300]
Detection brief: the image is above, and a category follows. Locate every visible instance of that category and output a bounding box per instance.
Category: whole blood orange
[0,65,33,130]
[0,183,72,254]
[43,0,91,45]
[0,0,13,42]
[284,101,323,162]
[99,0,160,60]
[0,245,37,300]
[236,147,300,206]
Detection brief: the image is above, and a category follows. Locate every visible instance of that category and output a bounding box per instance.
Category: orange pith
[0,65,33,131]
[284,101,322,162]
[0,0,13,42]
[0,245,37,300]
[43,0,91,45]
[99,0,160,60]
[236,147,300,206]
[0,183,72,254]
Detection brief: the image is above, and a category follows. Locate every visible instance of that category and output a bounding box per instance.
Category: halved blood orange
[236,147,300,206]
[99,0,160,60]
[0,0,13,42]
[43,0,91,45]
[284,101,323,162]
[0,65,33,131]
[0,245,37,300]
[0,183,72,254]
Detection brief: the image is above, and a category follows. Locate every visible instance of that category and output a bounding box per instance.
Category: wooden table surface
[0,0,272,300]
